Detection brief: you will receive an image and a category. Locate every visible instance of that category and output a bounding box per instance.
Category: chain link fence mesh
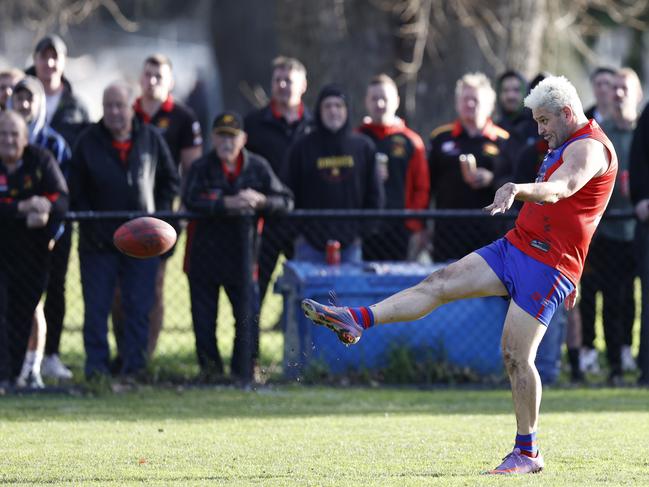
[0,210,642,387]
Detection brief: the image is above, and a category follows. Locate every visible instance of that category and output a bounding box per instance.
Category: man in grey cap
[26,34,89,148]
[25,34,89,381]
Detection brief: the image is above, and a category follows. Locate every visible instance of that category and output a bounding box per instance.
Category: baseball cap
[212,111,243,135]
[34,34,68,57]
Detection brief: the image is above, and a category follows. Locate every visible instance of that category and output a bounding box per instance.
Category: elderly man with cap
[69,81,179,381]
[183,111,293,383]
[26,34,90,381]
[8,75,71,388]
[0,110,68,393]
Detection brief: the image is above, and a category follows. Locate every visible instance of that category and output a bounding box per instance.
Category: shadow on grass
[1,385,648,422]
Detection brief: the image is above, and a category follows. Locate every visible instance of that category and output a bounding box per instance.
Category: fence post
[237,212,256,386]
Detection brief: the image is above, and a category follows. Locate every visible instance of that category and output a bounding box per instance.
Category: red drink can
[619,169,630,197]
[326,240,341,265]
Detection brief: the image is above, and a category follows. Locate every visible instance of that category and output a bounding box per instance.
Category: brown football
[113,217,177,259]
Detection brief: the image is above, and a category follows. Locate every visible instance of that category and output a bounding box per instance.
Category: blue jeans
[535,306,566,385]
[294,237,362,264]
[80,251,158,378]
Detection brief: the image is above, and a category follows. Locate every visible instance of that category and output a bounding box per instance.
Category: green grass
[1,387,648,486]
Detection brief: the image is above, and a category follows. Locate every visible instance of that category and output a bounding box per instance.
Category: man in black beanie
[283,84,384,262]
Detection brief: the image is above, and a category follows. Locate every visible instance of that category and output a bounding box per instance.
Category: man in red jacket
[358,74,429,260]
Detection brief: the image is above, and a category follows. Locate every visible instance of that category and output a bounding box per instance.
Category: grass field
[1,386,648,486]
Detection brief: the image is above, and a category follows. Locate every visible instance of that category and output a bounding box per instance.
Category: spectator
[244,56,312,316]
[358,74,429,260]
[494,70,537,146]
[27,34,90,380]
[0,110,68,391]
[69,82,179,380]
[428,72,510,262]
[283,83,384,263]
[0,68,24,110]
[183,111,293,381]
[579,68,642,385]
[584,66,616,123]
[127,54,203,357]
[494,70,537,192]
[628,74,649,386]
[26,34,89,148]
[8,76,71,387]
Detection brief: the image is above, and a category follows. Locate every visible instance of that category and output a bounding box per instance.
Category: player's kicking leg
[301,251,508,344]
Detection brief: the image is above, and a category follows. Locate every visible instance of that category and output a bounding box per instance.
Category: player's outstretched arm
[484,138,610,215]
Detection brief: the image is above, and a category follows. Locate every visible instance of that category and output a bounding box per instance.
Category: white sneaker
[41,354,73,380]
[580,348,601,374]
[16,370,44,389]
[621,346,637,372]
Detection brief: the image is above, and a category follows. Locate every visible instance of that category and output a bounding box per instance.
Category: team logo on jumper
[23,175,32,190]
[530,239,550,253]
[157,118,170,131]
[441,141,458,154]
[317,155,354,179]
[390,135,407,158]
[483,143,499,156]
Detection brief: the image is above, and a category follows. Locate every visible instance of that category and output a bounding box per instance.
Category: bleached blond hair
[524,75,584,116]
[455,72,496,113]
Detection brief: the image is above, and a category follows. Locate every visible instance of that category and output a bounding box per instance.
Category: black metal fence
[0,209,642,388]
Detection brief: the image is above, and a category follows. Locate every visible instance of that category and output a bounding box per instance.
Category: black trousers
[580,236,636,376]
[188,271,259,378]
[636,224,649,383]
[0,243,49,382]
[44,224,72,355]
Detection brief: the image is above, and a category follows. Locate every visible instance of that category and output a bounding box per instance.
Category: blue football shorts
[475,238,575,326]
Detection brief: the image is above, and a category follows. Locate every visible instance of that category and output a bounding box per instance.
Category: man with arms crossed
[301,76,617,474]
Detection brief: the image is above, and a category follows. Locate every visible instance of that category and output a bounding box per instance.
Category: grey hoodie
[8,75,47,143]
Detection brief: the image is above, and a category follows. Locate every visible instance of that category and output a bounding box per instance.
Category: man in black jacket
[283,84,384,262]
[244,56,312,319]
[183,111,293,381]
[70,82,179,380]
[28,35,89,149]
[0,110,68,391]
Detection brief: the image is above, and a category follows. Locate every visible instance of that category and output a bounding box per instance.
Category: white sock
[19,351,36,378]
[32,351,44,375]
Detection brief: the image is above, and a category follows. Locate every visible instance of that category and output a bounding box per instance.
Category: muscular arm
[485,138,610,215]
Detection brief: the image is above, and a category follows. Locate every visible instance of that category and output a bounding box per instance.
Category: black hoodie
[283,84,384,250]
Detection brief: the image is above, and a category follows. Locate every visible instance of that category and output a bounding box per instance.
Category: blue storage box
[276,261,509,378]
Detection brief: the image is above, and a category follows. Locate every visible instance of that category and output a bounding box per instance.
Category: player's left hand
[484,182,517,215]
[564,288,578,310]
